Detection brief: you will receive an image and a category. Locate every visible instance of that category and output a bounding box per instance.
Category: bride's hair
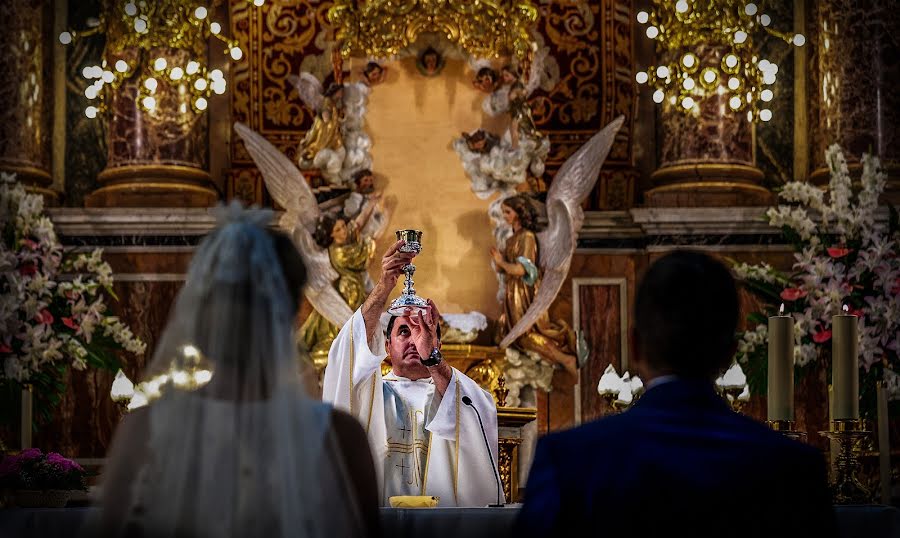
[268,229,306,314]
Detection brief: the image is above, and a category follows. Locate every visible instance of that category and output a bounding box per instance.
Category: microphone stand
[462,395,505,507]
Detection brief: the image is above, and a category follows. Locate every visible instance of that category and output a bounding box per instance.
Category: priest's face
[386,316,431,380]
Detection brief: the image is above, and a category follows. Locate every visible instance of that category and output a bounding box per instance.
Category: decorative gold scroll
[327,0,539,60]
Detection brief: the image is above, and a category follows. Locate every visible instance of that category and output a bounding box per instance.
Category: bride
[88,203,378,538]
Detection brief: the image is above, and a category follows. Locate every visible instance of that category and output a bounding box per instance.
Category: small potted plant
[0,448,86,508]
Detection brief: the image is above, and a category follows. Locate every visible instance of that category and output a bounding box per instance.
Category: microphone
[461,395,504,507]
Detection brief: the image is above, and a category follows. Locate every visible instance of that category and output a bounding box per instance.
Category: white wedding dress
[85,204,366,538]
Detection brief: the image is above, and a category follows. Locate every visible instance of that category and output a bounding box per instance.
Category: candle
[877,382,891,504]
[767,306,794,421]
[832,306,859,420]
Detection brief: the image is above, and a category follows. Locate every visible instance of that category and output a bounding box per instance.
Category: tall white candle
[768,306,794,421]
[832,307,859,420]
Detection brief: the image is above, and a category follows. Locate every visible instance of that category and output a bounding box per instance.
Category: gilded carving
[328,0,539,60]
[498,437,522,502]
[228,0,636,205]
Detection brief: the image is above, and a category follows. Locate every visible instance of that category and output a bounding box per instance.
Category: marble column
[645,46,772,207]
[0,0,58,203]
[85,5,217,207]
[808,0,900,203]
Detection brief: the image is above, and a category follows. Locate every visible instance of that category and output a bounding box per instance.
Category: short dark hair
[634,250,739,379]
[385,313,441,342]
[266,229,307,315]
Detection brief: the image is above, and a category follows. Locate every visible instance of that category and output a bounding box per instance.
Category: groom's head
[632,250,739,382]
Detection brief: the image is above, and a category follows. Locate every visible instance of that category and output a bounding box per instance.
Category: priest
[322,239,504,507]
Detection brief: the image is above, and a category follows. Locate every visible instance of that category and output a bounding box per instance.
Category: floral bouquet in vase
[0,448,86,507]
[731,145,899,419]
[0,173,145,427]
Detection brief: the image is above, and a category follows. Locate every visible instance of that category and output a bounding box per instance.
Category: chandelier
[634,1,805,122]
[59,1,265,118]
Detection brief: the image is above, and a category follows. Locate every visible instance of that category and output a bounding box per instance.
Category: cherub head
[313,214,350,248]
[362,62,386,85]
[462,129,498,154]
[352,169,376,194]
[501,64,520,85]
[473,67,498,93]
[417,47,444,76]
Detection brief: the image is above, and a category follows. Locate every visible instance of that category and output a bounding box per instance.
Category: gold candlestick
[819,419,872,504]
[766,419,806,442]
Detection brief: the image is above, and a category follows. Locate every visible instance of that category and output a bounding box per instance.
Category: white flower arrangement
[732,145,900,416]
[0,174,145,419]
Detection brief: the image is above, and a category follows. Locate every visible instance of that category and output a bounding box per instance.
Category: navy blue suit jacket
[515,378,836,538]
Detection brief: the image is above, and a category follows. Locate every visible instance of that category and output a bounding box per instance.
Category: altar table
[0,505,896,538]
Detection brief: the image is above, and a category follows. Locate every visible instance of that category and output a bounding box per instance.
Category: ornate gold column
[645,47,771,207]
[808,0,900,203]
[85,5,217,207]
[0,1,58,202]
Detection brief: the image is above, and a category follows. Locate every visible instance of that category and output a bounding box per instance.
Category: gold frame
[327,0,539,60]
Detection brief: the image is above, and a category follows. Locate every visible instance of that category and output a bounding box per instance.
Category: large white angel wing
[233,122,354,326]
[500,115,624,349]
[287,72,324,112]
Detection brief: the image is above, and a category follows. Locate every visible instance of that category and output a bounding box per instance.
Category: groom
[322,240,504,507]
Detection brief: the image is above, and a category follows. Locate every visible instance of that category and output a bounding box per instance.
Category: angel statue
[288,73,372,185]
[298,206,378,368]
[233,122,389,375]
[491,116,625,377]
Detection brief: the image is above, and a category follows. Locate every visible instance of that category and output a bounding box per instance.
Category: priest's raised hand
[323,240,504,507]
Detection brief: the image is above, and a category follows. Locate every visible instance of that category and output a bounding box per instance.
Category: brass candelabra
[819,419,872,504]
[766,419,806,442]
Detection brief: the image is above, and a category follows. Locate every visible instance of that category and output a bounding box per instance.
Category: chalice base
[388,294,429,316]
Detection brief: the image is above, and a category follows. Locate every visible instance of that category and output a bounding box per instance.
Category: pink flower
[35,309,54,325]
[62,317,78,330]
[827,247,852,258]
[813,329,832,343]
[18,263,37,276]
[0,343,10,354]
[19,448,42,460]
[22,239,38,250]
[780,288,808,301]
[46,452,82,473]
[848,308,864,318]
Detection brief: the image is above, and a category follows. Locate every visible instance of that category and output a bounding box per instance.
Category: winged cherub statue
[233,123,389,373]
[287,72,372,186]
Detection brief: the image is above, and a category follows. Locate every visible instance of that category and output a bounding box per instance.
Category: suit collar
[632,377,730,412]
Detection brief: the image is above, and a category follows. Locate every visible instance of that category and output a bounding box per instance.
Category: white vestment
[322,308,504,507]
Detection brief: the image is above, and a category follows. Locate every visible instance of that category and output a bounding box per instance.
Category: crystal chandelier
[60,1,265,118]
[634,1,805,122]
